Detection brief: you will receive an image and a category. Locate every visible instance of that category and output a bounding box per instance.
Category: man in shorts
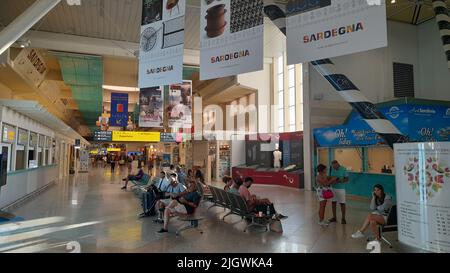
[329,160,349,224]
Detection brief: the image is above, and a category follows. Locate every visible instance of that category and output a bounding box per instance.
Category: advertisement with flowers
[394,142,450,253]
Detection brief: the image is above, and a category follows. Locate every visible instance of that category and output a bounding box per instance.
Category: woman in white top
[316,164,338,226]
[351,184,393,241]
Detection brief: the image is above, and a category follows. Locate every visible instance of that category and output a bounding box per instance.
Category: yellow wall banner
[112,131,160,142]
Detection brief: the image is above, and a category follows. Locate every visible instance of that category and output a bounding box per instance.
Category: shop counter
[232,166,304,189]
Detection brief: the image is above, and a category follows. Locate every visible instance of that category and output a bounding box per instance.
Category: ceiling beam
[26,30,200,65]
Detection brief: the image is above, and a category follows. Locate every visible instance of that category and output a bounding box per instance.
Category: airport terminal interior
[0,0,450,253]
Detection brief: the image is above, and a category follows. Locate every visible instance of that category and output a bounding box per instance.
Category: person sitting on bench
[155,173,187,213]
[158,181,201,233]
[228,178,242,195]
[351,184,393,241]
[239,177,287,220]
[121,166,144,190]
[222,176,233,191]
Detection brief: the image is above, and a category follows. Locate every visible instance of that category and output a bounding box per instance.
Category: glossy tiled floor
[1,167,421,253]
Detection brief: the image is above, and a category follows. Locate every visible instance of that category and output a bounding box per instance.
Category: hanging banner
[168,80,192,129]
[286,0,387,65]
[394,142,450,253]
[200,0,264,80]
[139,0,186,87]
[139,86,164,128]
[110,93,129,127]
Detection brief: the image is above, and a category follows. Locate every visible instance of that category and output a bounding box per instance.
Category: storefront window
[15,128,28,171]
[333,148,363,172]
[368,147,395,174]
[28,132,38,168]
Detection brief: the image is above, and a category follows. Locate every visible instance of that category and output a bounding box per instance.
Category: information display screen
[93,131,113,142]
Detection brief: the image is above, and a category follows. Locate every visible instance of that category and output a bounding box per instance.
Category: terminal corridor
[1,167,412,253]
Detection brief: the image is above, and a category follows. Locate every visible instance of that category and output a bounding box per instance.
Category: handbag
[321,188,334,199]
[269,219,283,233]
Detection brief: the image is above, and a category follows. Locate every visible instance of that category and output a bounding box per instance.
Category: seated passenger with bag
[158,181,201,233]
[139,171,170,218]
[239,177,287,220]
[121,166,144,190]
[155,173,187,213]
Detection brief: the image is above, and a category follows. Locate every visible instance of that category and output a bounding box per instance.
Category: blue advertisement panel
[314,101,450,147]
[110,93,129,127]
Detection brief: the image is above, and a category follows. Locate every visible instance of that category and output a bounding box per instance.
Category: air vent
[393,62,415,98]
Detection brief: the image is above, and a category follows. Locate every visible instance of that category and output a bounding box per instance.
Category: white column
[0,0,61,55]
[302,64,313,191]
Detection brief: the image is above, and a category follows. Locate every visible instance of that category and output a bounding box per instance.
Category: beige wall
[368,147,394,174]
[334,148,363,172]
[0,82,12,99]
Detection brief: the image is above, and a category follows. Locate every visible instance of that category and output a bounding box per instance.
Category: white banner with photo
[139,0,186,88]
[168,80,192,129]
[200,0,264,80]
[139,86,164,128]
[394,142,450,253]
[286,0,387,64]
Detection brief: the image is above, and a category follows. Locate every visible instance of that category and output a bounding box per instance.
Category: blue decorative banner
[314,100,450,147]
[110,93,129,127]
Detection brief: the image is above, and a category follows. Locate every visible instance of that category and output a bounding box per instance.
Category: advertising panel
[286,0,387,64]
[168,80,192,129]
[17,128,28,146]
[139,86,164,128]
[110,93,129,127]
[200,0,264,80]
[394,142,450,253]
[2,124,15,144]
[139,0,186,87]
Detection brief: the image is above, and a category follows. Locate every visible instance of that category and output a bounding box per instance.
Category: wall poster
[110,93,129,127]
[200,0,264,80]
[139,0,186,87]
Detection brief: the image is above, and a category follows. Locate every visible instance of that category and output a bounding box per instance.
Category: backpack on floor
[142,190,157,216]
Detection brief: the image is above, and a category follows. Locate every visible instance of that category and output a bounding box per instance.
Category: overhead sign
[286,0,387,64]
[314,101,450,147]
[139,86,164,128]
[93,131,113,142]
[107,148,122,152]
[394,142,450,253]
[139,0,186,87]
[112,131,161,142]
[200,0,264,80]
[168,80,192,129]
[110,93,129,127]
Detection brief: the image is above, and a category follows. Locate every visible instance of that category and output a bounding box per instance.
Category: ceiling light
[102,85,140,92]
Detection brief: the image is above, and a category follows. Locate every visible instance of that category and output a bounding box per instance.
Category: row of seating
[206,186,271,232]
[129,174,151,189]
